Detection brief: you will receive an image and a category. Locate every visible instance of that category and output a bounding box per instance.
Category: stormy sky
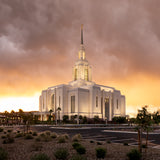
[0,0,160,113]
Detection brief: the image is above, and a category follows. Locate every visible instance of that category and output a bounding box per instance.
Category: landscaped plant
[25,134,34,139]
[72,134,82,142]
[123,142,128,146]
[51,132,57,139]
[15,133,23,138]
[96,147,106,159]
[32,132,38,136]
[76,145,86,155]
[58,135,66,143]
[0,147,8,160]
[3,134,15,144]
[97,142,102,145]
[31,153,50,160]
[69,154,87,160]
[1,135,6,139]
[0,128,3,132]
[45,131,51,136]
[127,149,141,160]
[54,148,69,160]
[72,142,81,149]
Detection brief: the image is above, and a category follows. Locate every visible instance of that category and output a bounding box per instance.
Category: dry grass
[0,126,160,160]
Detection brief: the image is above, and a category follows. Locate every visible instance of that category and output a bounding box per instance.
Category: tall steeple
[71,24,92,83]
[79,24,85,60]
[81,24,83,45]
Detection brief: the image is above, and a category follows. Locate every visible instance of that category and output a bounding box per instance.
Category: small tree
[57,107,61,124]
[63,115,69,123]
[136,106,152,153]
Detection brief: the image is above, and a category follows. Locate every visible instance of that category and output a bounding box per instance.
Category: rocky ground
[0,126,160,160]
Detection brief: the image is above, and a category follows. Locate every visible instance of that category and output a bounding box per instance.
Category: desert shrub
[54,148,69,160]
[35,137,41,142]
[97,142,102,145]
[63,134,69,139]
[43,135,51,142]
[123,142,128,146]
[17,130,20,133]
[0,147,8,160]
[51,132,57,139]
[96,147,106,159]
[15,133,23,138]
[32,132,38,136]
[90,140,94,143]
[72,134,82,142]
[45,131,51,136]
[107,140,111,144]
[69,154,87,160]
[76,146,86,155]
[3,131,6,134]
[72,142,81,149]
[29,131,32,134]
[25,134,33,139]
[0,128,3,132]
[40,133,45,137]
[31,153,50,160]
[142,144,147,148]
[127,149,141,160]
[1,135,6,139]
[7,129,12,133]
[3,134,14,144]
[58,136,66,143]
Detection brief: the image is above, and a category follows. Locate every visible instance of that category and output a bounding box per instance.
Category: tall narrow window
[71,96,75,113]
[105,98,109,118]
[101,97,103,113]
[51,94,54,109]
[117,99,118,109]
[96,96,98,107]
[84,69,88,81]
[59,96,61,107]
[74,69,77,80]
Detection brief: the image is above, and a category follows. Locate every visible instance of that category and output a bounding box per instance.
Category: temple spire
[81,24,83,45]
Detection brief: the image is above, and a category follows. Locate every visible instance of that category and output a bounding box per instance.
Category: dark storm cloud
[0,0,160,95]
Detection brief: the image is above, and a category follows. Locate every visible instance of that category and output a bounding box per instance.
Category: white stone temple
[39,25,125,121]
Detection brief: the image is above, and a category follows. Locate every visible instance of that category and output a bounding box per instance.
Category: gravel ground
[0,126,160,160]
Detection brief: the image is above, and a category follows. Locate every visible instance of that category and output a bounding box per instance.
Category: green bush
[3,134,15,144]
[97,142,102,145]
[25,134,34,140]
[31,153,50,160]
[45,131,51,136]
[0,147,8,160]
[51,132,57,139]
[72,134,82,142]
[1,135,6,139]
[58,136,66,143]
[29,131,32,134]
[32,132,38,136]
[69,154,87,160]
[76,146,86,155]
[7,129,12,133]
[96,147,106,159]
[72,142,81,149]
[15,133,23,138]
[142,144,147,148]
[107,140,111,144]
[54,148,69,160]
[127,149,141,160]
[90,140,94,143]
[123,142,128,146]
[0,128,3,132]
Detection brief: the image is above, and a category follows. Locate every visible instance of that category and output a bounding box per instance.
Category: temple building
[39,25,125,121]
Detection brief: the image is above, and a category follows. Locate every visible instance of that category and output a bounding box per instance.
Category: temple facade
[39,25,125,121]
